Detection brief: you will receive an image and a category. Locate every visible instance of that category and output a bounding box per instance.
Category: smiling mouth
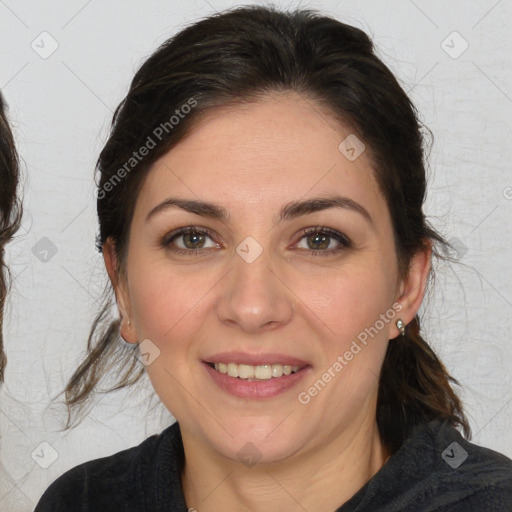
[207,362,303,380]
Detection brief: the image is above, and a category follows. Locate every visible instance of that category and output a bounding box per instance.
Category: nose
[216,246,295,333]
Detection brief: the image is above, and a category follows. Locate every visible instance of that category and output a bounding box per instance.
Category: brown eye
[161,226,220,255]
[296,227,351,255]
[182,231,207,249]
[306,232,330,250]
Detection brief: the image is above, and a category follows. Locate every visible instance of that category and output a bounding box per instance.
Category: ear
[103,238,137,343]
[393,242,432,338]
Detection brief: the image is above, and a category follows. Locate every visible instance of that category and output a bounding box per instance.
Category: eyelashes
[294,226,351,254]
[161,226,220,255]
[160,225,352,257]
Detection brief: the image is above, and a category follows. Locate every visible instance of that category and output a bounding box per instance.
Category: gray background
[1,0,511,510]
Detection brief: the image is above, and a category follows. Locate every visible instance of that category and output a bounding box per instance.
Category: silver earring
[396,319,405,336]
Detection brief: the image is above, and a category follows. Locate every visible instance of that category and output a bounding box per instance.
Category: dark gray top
[34,419,512,511]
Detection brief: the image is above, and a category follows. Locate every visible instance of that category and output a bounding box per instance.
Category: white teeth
[255,364,272,379]
[227,363,239,378]
[213,362,301,379]
[272,364,283,377]
[238,364,255,379]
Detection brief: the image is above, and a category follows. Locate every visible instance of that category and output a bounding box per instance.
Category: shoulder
[353,419,512,511]
[34,423,181,512]
[427,421,512,510]
[430,421,512,485]
[400,419,512,511]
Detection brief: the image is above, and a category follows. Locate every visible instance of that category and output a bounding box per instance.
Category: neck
[181,415,389,512]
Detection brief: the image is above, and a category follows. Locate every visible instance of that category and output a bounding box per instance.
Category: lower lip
[203,362,311,399]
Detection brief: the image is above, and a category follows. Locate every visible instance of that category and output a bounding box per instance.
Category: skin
[104,91,430,511]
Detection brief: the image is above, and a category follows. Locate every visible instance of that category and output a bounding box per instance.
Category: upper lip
[204,352,310,368]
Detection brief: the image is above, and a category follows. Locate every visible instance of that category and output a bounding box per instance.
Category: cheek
[295,261,397,346]
[127,259,201,339]
[291,267,396,429]
[293,261,397,400]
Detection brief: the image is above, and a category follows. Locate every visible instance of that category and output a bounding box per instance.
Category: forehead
[135,92,387,223]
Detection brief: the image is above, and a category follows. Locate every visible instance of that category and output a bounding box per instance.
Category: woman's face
[113,92,412,464]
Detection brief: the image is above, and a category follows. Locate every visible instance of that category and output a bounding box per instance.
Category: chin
[199,417,307,466]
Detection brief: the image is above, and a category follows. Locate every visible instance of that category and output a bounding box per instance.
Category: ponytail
[377,316,470,453]
[63,299,144,428]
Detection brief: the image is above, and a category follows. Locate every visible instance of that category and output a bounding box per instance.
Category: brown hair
[0,91,22,382]
[64,5,470,448]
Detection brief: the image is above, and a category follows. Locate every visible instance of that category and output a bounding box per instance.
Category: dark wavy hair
[63,5,470,449]
[0,90,22,382]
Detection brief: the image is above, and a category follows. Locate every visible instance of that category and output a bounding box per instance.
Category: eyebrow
[145,195,373,226]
